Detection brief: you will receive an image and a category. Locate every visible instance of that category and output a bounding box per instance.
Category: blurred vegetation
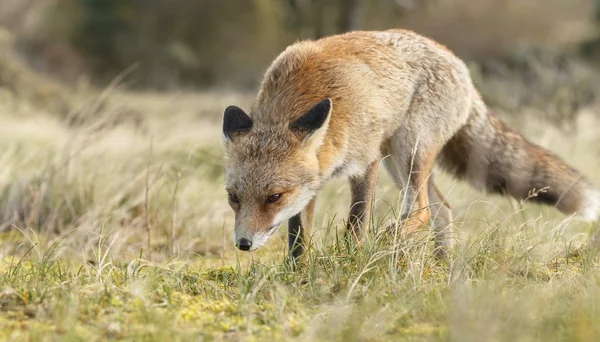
[581,0,600,57]
[0,28,73,115]
[0,0,597,91]
[471,46,600,129]
[46,0,429,89]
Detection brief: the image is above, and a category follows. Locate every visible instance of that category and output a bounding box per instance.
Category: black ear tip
[290,98,332,133]
[314,98,333,117]
[223,105,252,139]
[224,105,242,116]
[314,98,332,117]
[319,98,332,110]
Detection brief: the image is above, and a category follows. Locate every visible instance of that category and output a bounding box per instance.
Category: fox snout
[236,237,252,251]
[234,224,280,252]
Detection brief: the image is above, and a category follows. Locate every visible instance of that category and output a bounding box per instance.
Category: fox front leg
[346,160,380,241]
[288,196,317,262]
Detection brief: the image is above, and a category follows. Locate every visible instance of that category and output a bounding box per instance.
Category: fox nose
[238,238,252,251]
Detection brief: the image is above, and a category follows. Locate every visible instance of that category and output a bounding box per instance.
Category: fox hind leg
[428,176,454,258]
[382,132,436,235]
[381,152,413,219]
[400,152,434,235]
[383,148,453,258]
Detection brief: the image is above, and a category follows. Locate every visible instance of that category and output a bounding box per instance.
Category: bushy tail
[439,105,599,221]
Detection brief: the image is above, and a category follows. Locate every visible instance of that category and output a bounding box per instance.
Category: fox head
[222,99,332,251]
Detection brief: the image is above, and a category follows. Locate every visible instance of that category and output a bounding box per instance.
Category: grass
[1,78,600,341]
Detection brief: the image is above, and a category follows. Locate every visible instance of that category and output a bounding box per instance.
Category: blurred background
[1,0,599,127]
[1,0,599,90]
[0,0,599,260]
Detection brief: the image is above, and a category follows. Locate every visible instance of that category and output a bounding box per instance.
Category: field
[1,50,600,341]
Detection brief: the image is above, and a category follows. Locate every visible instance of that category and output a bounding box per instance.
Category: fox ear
[223,106,253,141]
[290,98,332,141]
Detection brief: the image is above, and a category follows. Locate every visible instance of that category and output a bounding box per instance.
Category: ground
[0,77,600,341]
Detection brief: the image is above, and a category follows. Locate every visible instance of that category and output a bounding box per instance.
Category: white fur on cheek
[272,186,315,227]
[250,224,281,251]
[251,233,268,251]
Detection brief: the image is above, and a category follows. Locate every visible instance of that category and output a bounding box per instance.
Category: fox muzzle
[236,237,252,251]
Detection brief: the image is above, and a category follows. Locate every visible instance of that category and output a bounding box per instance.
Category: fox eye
[228,193,240,204]
[266,193,282,203]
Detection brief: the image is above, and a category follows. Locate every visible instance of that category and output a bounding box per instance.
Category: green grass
[1,217,600,341]
[0,88,600,341]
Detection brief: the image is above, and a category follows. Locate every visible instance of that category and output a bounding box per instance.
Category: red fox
[222,29,599,259]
